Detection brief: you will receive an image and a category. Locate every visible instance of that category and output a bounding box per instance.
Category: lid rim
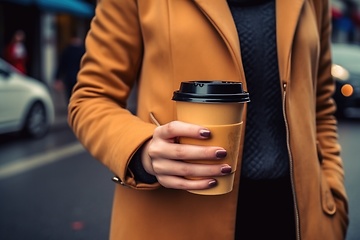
[172,81,250,103]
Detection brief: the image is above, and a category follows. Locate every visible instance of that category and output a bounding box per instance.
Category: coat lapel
[194,0,306,85]
[193,0,245,82]
[276,0,305,82]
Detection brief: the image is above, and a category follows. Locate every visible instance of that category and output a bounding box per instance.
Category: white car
[0,58,55,138]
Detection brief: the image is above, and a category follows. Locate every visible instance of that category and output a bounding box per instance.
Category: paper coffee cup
[172,81,250,195]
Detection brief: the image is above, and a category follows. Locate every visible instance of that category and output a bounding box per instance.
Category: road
[0,118,359,240]
[338,119,360,240]
[0,121,114,240]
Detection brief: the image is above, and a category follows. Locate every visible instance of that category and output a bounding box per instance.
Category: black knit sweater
[228,0,289,179]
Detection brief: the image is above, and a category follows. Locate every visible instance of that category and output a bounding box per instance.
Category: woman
[68,0,349,239]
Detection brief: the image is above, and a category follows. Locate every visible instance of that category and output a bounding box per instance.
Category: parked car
[0,57,55,138]
[331,43,360,119]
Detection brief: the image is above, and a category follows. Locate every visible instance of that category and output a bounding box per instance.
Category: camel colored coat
[68,0,349,239]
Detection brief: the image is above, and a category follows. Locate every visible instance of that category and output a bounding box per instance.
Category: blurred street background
[1,0,360,239]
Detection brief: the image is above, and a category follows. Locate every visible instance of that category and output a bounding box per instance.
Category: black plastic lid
[172,81,250,103]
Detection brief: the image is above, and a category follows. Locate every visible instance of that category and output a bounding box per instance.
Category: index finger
[154,121,210,140]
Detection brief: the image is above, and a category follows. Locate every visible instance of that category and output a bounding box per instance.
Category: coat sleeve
[68,0,159,190]
[315,0,349,234]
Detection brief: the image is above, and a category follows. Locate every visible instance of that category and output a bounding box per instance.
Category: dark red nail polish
[208,180,217,188]
[221,166,232,174]
[200,129,211,138]
[215,150,227,159]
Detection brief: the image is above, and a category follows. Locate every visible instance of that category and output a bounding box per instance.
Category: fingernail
[215,150,227,159]
[199,129,211,138]
[208,180,217,188]
[221,165,232,174]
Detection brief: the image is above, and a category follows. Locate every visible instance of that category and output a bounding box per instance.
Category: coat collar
[193,0,305,83]
[193,0,244,81]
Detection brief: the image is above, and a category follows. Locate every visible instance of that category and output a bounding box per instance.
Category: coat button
[325,190,336,214]
[112,176,125,185]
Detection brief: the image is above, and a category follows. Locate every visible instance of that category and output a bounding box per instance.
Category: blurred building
[0,0,96,85]
[331,0,360,44]
[1,0,358,87]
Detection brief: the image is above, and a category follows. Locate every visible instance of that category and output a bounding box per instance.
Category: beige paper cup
[176,101,244,125]
[180,123,242,195]
[172,81,250,195]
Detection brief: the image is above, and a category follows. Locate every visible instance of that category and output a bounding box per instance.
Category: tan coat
[69,0,349,239]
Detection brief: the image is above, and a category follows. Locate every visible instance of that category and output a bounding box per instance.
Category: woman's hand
[141,121,232,190]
